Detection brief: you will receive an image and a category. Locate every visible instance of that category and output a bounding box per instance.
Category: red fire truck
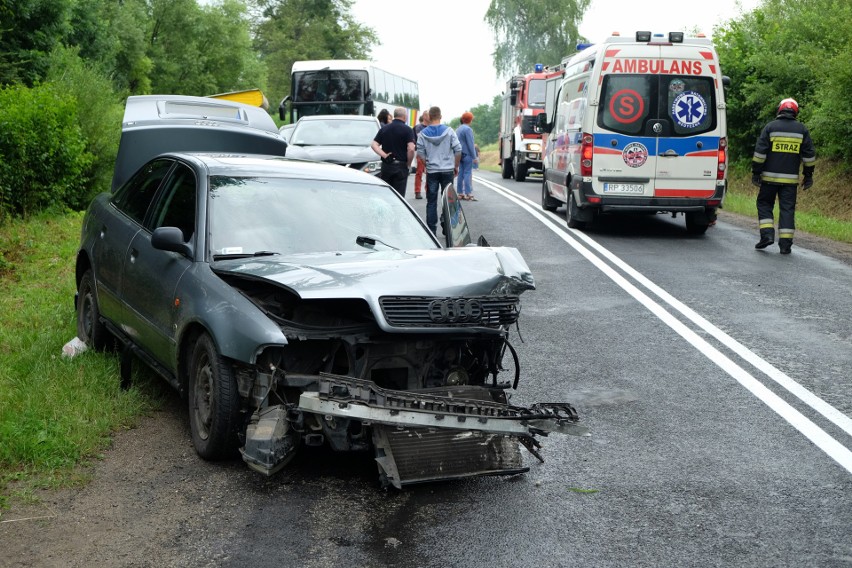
[499,64,563,182]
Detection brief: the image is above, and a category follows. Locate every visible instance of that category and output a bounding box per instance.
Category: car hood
[284,145,379,165]
[213,247,534,300]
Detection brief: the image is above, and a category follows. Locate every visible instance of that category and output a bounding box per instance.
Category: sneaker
[415,193,423,199]
[755,238,774,250]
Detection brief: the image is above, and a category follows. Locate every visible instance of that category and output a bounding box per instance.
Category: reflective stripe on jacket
[752,114,816,185]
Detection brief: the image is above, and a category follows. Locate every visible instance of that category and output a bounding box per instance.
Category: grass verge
[0,212,155,508]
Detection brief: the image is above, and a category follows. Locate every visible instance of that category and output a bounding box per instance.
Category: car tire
[566,193,587,229]
[541,176,558,212]
[512,153,527,182]
[77,269,110,351]
[188,333,241,460]
[685,211,710,235]
[501,157,513,179]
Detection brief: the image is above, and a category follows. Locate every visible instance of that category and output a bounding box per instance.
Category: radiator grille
[377,427,525,486]
[379,296,519,328]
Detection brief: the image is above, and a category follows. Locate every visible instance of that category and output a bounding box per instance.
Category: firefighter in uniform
[751,98,816,254]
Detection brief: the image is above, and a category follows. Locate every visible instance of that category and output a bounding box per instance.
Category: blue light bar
[534,63,544,72]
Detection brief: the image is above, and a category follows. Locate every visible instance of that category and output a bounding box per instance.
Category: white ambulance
[538,31,728,234]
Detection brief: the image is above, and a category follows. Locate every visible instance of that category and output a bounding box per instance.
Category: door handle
[129,249,138,264]
[658,149,679,157]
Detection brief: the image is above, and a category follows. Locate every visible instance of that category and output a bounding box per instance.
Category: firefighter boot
[779,238,792,254]
[755,229,774,249]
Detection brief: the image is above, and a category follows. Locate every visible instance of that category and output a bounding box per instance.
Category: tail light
[581,133,594,177]
[717,137,727,180]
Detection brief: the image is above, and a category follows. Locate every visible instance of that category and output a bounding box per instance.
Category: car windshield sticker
[672,91,707,129]
[622,142,648,168]
[609,89,645,124]
[669,79,686,94]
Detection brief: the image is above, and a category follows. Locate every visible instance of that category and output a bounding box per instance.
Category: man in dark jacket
[752,98,816,254]
[371,107,415,197]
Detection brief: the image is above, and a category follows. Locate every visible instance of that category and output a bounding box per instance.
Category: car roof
[112,95,289,191]
[295,115,380,123]
[173,152,389,184]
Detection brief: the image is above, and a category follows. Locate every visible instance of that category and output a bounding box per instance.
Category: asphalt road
[3,170,850,568]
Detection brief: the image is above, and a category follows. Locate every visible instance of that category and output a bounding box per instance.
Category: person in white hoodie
[416,106,461,234]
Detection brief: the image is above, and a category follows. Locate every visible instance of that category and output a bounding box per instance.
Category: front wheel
[512,153,527,182]
[188,333,241,460]
[77,269,110,350]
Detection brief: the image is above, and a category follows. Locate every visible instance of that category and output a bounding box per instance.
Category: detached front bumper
[298,374,588,488]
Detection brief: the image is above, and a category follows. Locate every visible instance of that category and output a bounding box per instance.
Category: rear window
[598,74,717,136]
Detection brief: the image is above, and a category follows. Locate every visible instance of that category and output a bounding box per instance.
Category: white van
[538,32,728,234]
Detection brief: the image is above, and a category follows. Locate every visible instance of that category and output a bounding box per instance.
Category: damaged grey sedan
[75,95,586,488]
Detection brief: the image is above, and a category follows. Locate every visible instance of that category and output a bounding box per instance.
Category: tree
[485,0,589,77]
[0,0,72,86]
[714,0,852,164]
[253,0,377,113]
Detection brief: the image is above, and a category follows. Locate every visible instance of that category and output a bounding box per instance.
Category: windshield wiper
[356,235,399,250]
[213,250,280,260]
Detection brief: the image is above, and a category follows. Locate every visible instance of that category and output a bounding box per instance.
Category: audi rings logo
[428,298,483,324]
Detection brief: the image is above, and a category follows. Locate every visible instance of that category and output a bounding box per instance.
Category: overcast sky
[350,0,762,120]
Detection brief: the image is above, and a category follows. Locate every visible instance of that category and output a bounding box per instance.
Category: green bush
[0,83,94,218]
[46,46,124,200]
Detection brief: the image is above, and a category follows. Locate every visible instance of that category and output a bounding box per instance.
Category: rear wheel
[541,176,558,212]
[188,333,241,460]
[512,152,527,182]
[77,269,110,350]
[566,193,587,229]
[685,211,711,235]
[501,157,513,179]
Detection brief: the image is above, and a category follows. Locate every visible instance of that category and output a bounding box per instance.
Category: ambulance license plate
[603,183,644,194]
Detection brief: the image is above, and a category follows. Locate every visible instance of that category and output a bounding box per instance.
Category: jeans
[457,157,474,196]
[426,170,454,234]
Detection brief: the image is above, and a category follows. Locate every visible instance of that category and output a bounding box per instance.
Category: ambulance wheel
[567,194,586,229]
[541,177,558,212]
[512,154,527,182]
[685,211,710,235]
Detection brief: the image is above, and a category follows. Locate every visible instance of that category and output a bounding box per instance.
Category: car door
[120,162,197,369]
[92,159,174,324]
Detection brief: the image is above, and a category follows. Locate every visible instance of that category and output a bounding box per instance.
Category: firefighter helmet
[777,98,799,116]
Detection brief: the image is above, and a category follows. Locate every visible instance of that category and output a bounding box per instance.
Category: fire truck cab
[499,65,561,182]
[538,32,729,234]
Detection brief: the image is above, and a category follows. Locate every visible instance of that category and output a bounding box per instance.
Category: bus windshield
[291,70,369,120]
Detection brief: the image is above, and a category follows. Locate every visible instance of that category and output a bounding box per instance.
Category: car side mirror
[440,183,471,248]
[536,113,552,134]
[722,75,731,88]
[152,227,193,257]
[279,95,290,121]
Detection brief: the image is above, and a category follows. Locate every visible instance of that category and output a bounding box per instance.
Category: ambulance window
[598,75,652,135]
[663,77,716,135]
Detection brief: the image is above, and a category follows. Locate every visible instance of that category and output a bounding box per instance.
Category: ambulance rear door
[653,45,722,199]
[594,44,661,198]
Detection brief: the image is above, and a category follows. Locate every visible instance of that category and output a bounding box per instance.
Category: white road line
[475,175,852,474]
